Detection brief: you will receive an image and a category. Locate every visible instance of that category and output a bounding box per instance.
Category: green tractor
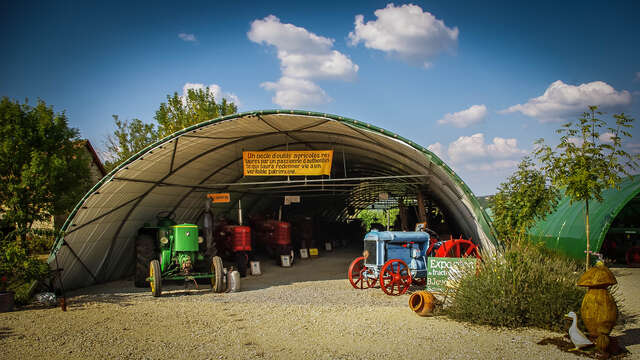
[134,211,225,296]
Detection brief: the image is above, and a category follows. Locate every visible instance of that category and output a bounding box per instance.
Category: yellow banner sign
[207,193,230,203]
[243,150,333,176]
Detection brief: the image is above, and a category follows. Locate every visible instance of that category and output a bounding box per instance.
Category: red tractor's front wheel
[379,259,412,296]
[348,256,374,289]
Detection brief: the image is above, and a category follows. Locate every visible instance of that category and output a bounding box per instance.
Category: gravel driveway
[1,248,638,359]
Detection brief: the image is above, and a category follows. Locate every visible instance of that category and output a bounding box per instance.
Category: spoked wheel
[149,259,162,297]
[379,259,412,296]
[210,256,224,293]
[434,238,481,259]
[348,257,374,289]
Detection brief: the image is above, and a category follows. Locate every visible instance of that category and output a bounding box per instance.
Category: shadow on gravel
[618,327,640,350]
[538,335,630,359]
[49,247,362,304]
[0,326,14,339]
[238,247,361,292]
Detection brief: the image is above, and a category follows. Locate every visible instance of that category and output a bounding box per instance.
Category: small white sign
[300,248,309,259]
[284,195,301,205]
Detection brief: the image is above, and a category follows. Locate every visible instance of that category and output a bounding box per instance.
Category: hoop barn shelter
[49,110,499,290]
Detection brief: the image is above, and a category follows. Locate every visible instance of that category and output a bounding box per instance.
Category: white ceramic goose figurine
[565,311,593,351]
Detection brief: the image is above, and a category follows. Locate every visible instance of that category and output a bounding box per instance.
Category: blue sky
[1,1,639,195]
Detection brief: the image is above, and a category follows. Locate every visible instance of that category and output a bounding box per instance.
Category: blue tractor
[348,230,431,296]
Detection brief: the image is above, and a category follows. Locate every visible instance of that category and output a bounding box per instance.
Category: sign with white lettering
[426,257,477,293]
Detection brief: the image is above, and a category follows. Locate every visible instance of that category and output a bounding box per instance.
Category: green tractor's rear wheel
[150,259,162,297]
[211,256,224,293]
[134,233,154,287]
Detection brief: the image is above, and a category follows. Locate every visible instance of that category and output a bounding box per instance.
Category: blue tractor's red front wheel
[348,257,375,289]
[380,259,412,296]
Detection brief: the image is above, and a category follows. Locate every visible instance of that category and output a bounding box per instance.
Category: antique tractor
[217,225,252,277]
[134,211,224,296]
[348,230,431,295]
[348,230,480,296]
[253,220,293,265]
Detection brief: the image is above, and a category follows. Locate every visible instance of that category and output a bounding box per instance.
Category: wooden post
[398,198,408,231]
[585,199,590,270]
[416,192,428,225]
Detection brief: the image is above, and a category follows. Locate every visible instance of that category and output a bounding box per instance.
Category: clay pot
[409,291,436,317]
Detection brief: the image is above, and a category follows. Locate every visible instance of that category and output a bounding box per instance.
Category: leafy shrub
[446,242,585,331]
[0,240,49,288]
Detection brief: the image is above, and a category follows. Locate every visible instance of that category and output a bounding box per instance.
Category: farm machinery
[134,211,225,296]
[252,219,293,265]
[216,224,252,277]
[348,230,480,296]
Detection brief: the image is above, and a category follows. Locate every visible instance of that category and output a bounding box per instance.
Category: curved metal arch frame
[49,110,498,269]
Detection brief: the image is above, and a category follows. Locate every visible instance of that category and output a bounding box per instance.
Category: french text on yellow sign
[243,150,333,176]
[207,193,230,203]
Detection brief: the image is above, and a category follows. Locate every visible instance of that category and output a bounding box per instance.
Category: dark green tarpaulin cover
[528,177,640,260]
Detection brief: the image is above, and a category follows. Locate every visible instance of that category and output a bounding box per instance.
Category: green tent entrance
[528,176,640,263]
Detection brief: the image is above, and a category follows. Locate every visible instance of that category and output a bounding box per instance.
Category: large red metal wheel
[379,259,412,296]
[433,238,481,259]
[348,256,374,289]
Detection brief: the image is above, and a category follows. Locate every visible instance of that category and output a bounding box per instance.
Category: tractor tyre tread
[135,233,155,287]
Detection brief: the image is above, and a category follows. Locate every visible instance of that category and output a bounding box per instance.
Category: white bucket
[280,255,292,267]
[227,270,240,292]
[325,242,332,251]
[250,261,261,275]
[300,248,309,259]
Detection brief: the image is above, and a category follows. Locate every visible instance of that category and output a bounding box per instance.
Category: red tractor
[253,220,293,265]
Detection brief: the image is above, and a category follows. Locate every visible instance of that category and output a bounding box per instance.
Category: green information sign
[426,257,478,293]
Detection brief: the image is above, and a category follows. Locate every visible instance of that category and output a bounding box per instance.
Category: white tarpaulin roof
[49,110,497,290]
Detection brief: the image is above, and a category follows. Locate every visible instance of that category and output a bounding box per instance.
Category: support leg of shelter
[62,240,98,283]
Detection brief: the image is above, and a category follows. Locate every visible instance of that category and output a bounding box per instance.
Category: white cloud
[501,80,631,122]
[448,133,487,163]
[348,3,458,67]
[248,15,358,108]
[487,137,526,158]
[427,142,444,159]
[178,33,197,42]
[566,137,584,146]
[437,104,487,128]
[447,133,526,171]
[260,77,330,108]
[465,160,520,172]
[599,132,615,144]
[182,82,241,106]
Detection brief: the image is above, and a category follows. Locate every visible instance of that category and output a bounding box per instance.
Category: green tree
[104,115,158,171]
[535,106,639,268]
[0,97,91,238]
[491,157,559,243]
[155,87,237,138]
[105,86,237,170]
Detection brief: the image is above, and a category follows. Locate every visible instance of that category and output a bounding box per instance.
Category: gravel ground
[1,248,639,359]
